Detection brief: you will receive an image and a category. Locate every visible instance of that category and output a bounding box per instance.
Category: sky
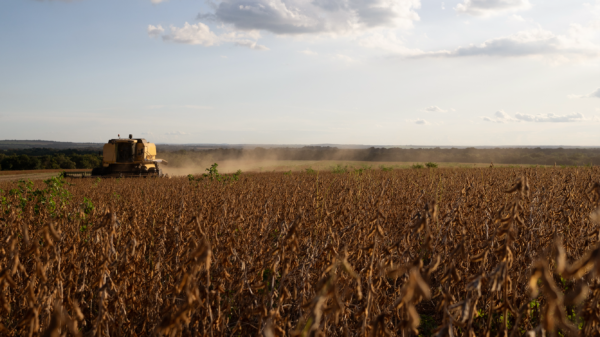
[1,0,600,146]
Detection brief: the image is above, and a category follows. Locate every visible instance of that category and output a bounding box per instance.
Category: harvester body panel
[90,137,166,177]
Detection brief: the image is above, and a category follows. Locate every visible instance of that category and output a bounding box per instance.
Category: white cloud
[483,110,595,123]
[482,110,518,123]
[165,131,187,135]
[333,54,355,63]
[151,0,168,3]
[147,25,165,38]
[514,112,587,122]
[413,119,429,125]
[150,23,268,50]
[210,0,421,35]
[221,30,269,50]
[234,40,269,50]
[301,49,318,56]
[154,1,598,61]
[510,14,525,22]
[455,0,531,17]
[569,88,600,99]
[424,105,450,113]
[162,22,219,46]
[584,1,600,16]
[357,31,423,54]
[419,25,600,62]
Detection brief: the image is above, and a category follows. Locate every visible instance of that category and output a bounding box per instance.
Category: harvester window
[116,142,135,162]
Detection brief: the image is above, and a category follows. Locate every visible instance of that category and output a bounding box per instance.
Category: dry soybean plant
[3,167,600,336]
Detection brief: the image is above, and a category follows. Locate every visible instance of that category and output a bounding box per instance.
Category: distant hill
[0,140,104,150]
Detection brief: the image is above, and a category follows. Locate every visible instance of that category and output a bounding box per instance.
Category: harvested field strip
[0,170,92,182]
[0,169,91,176]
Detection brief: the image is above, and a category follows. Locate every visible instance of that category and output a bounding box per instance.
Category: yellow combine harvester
[90,134,167,177]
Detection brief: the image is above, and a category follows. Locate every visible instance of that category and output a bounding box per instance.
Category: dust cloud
[161,159,367,176]
[157,146,597,176]
[158,147,353,176]
[161,160,300,176]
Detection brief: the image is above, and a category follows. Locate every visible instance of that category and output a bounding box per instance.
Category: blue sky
[1,0,600,145]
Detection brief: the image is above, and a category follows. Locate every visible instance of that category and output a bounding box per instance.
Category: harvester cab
[91,134,167,177]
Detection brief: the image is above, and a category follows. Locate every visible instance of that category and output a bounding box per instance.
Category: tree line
[4,146,600,171]
[0,148,101,171]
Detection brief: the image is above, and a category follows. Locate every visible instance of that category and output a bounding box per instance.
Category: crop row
[1,167,600,336]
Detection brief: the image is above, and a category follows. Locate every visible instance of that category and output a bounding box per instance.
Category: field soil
[0,169,91,181]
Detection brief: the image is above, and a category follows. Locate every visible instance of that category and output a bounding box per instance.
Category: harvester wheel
[91,167,104,176]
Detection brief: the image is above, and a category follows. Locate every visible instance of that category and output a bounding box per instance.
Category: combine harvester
[64,134,167,178]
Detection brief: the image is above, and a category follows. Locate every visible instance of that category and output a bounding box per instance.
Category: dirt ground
[0,169,91,182]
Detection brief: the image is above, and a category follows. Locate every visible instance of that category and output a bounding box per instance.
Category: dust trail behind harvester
[159,147,352,176]
[162,159,378,176]
[161,159,291,175]
[158,146,588,176]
